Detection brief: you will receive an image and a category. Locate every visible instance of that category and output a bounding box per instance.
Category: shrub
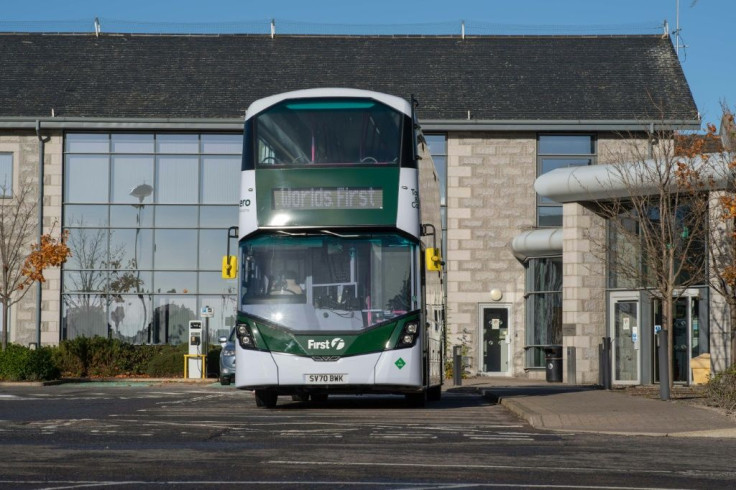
[54,337,193,378]
[704,365,736,413]
[0,344,60,381]
[145,344,188,377]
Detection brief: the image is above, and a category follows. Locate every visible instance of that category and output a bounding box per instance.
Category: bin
[544,345,563,383]
[691,353,711,385]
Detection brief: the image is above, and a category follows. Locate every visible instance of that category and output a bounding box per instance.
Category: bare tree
[0,177,70,351]
[552,130,714,391]
[703,109,736,367]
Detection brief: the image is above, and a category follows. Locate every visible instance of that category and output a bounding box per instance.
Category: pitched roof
[0,33,698,123]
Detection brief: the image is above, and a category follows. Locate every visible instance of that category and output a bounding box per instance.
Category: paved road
[1,382,736,489]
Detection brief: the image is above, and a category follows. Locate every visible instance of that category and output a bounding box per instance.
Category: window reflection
[153,296,197,344]
[110,228,153,269]
[155,206,198,227]
[199,272,237,294]
[200,294,238,342]
[201,134,242,154]
[525,257,563,368]
[110,270,153,295]
[67,228,108,270]
[110,204,153,227]
[200,206,238,228]
[66,133,109,153]
[153,271,197,294]
[156,155,199,203]
[62,294,108,339]
[156,134,199,154]
[108,295,153,344]
[154,230,197,269]
[63,132,240,343]
[64,205,109,227]
[0,153,13,197]
[201,156,240,203]
[63,270,108,293]
[111,134,154,154]
[65,155,110,203]
[111,155,154,203]
[199,229,228,269]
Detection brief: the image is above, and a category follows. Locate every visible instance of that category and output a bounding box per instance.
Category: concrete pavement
[451,376,736,438]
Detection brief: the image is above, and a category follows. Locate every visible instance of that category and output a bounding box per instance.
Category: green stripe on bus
[244,313,419,357]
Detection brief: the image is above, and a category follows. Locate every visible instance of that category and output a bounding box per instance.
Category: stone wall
[445,132,536,377]
[0,130,63,347]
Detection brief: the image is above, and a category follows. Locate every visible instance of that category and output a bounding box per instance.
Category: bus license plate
[305,374,348,384]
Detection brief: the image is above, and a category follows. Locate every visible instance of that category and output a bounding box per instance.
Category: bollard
[566,346,576,385]
[600,337,612,390]
[453,345,462,386]
[657,330,670,400]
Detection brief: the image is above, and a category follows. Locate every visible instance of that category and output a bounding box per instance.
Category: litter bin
[544,345,563,383]
[691,353,711,385]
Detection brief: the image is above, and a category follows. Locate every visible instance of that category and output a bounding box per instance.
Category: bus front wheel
[255,389,278,408]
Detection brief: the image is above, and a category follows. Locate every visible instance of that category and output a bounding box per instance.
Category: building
[2,31,718,384]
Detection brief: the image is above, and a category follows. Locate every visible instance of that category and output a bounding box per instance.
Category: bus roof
[245,88,412,121]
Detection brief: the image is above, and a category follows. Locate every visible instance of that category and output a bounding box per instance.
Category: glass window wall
[62,132,240,344]
[525,257,563,368]
[536,134,595,227]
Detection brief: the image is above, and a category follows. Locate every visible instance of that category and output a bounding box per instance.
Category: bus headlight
[235,322,257,350]
[396,321,419,348]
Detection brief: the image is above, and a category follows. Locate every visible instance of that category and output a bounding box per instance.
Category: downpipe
[35,120,50,347]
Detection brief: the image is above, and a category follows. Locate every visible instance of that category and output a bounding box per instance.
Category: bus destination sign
[273,187,383,210]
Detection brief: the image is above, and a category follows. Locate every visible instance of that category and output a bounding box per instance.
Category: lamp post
[129,183,153,342]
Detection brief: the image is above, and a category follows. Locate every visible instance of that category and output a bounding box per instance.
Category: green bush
[145,344,188,377]
[704,365,736,413]
[4,336,219,381]
[0,344,60,381]
[54,337,193,378]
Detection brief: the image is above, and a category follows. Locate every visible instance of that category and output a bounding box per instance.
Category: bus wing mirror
[425,248,442,271]
[222,255,238,279]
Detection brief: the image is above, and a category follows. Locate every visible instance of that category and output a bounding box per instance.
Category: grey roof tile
[0,34,698,121]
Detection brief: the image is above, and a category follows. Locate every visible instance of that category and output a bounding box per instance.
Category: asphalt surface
[2,379,736,488]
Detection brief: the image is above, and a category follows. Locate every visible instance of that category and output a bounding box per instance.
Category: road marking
[369,432,437,439]
[467,436,533,441]
[267,460,679,477]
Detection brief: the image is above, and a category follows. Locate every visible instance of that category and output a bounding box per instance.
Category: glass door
[653,295,701,384]
[610,292,640,384]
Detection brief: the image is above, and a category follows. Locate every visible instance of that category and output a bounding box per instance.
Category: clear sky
[2,0,733,128]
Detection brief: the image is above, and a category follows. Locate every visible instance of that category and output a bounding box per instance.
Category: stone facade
[445,132,538,378]
[0,131,63,347]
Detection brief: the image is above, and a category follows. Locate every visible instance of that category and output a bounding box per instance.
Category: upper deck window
[254,98,404,167]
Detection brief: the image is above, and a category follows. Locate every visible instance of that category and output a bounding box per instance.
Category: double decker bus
[228,88,444,407]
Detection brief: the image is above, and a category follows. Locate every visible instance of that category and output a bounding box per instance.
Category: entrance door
[610,293,640,384]
[653,295,701,384]
[480,305,511,374]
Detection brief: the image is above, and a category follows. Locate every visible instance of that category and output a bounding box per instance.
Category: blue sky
[3,0,733,128]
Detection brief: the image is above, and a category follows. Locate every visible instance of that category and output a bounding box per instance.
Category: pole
[658,329,670,400]
[453,345,462,386]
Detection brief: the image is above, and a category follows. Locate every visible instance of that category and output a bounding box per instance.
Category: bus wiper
[320,229,359,238]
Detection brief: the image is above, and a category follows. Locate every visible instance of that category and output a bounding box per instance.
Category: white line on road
[267,460,680,477]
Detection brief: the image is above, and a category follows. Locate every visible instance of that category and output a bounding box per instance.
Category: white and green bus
[230,88,444,407]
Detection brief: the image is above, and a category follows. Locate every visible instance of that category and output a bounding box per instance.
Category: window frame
[524,256,563,369]
[0,153,13,198]
[536,134,596,227]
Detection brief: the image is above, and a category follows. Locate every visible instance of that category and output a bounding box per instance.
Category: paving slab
[449,377,736,438]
